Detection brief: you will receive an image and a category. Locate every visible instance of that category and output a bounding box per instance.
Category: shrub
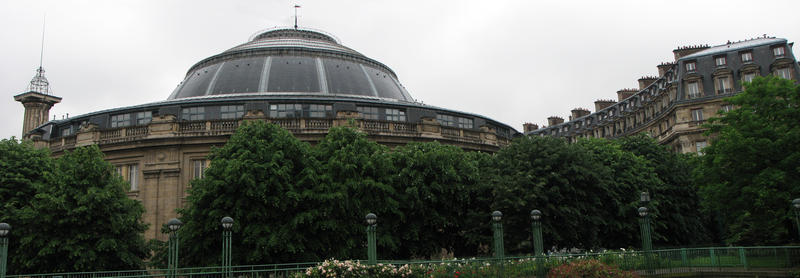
[548,259,639,278]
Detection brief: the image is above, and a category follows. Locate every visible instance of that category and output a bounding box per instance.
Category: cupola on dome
[168,28,415,102]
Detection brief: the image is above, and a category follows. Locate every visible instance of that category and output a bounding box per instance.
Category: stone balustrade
[42,115,510,153]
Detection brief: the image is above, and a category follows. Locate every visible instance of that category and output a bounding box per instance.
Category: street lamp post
[492,211,505,278]
[221,217,234,278]
[492,211,504,260]
[530,210,543,256]
[365,213,377,265]
[530,210,544,278]
[638,207,652,252]
[0,223,10,278]
[638,206,654,274]
[167,218,183,278]
[793,199,800,239]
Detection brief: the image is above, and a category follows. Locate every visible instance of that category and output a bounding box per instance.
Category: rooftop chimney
[594,99,616,112]
[547,116,564,126]
[570,108,591,120]
[523,123,539,133]
[657,62,675,76]
[616,88,638,101]
[672,44,710,60]
[638,76,659,89]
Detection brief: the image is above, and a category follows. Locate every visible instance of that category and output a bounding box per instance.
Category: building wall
[29,109,511,241]
[529,38,799,155]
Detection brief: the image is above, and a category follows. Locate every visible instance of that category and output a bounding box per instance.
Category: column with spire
[14,18,61,139]
[14,67,61,138]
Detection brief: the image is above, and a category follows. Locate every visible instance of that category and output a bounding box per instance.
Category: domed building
[14,28,519,240]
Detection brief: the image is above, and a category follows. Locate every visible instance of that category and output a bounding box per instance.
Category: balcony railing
[47,117,509,153]
[100,129,122,140]
[392,122,417,134]
[210,120,237,131]
[272,119,301,130]
[361,120,390,132]
[126,126,149,137]
[305,119,332,130]
[179,121,206,134]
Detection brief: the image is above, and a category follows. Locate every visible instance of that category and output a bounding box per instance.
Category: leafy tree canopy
[388,141,491,258]
[11,145,149,273]
[616,134,708,246]
[177,121,320,266]
[697,75,800,245]
[311,126,399,259]
[0,138,50,212]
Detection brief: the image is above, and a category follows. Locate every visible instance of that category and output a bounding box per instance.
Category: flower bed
[292,258,547,278]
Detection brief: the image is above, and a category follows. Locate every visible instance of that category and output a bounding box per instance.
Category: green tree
[0,138,50,213]
[177,121,321,266]
[388,141,491,258]
[616,134,708,246]
[491,135,697,252]
[0,138,52,274]
[697,75,800,245]
[311,126,400,259]
[13,145,149,273]
[573,138,659,249]
[492,136,605,252]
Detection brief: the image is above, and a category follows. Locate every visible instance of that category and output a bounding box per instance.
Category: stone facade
[20,106,511,241]
[529,37,800,154]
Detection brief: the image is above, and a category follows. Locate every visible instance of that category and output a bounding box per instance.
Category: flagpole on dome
[294,4,301,29]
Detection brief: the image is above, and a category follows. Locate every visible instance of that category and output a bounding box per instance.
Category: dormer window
[61,126,73,137]
[386,108,407,122]
[182,107,206,121]
[773,46,785,57]
[716,77,732,94]
[220,105,244,119]
[687,81,700,99]
[111,113,131,128]
[685,62,696,72]
[740,52,753,62]
[136,111,152,125]
[357,106,379,120]
[715,56,727,67]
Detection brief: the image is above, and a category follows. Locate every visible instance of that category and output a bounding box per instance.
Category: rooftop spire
[28,16,51,95]
[27,67,51,95]
[294,4,301,29]
[39,15,46,68]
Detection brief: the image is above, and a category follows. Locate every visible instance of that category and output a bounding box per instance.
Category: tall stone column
[14,91,61,138]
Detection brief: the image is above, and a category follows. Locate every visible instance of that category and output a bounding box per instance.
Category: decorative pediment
[712,68,733,77]
[683,72,703,81]
[739,63,760,74]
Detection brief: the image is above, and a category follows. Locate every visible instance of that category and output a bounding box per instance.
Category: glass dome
[168,28,415,102]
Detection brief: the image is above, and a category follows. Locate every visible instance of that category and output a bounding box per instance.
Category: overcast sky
[2,0,799,139]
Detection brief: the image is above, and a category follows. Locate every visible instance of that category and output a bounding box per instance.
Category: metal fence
[7,246,800,278]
